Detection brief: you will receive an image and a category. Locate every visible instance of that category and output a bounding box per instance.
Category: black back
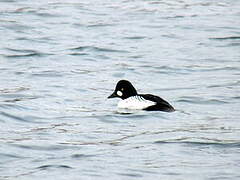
[141,94,175,112]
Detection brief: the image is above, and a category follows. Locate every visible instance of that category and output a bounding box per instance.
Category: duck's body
[108,80,174,112]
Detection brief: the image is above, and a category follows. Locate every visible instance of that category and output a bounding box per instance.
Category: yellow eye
[121,88,124,91]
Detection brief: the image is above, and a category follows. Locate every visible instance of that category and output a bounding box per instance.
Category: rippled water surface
[1,0,240,179]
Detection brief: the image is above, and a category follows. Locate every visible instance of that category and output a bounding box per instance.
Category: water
[0,0,240,179]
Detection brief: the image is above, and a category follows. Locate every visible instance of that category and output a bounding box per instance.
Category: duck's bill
[108,92,117,98]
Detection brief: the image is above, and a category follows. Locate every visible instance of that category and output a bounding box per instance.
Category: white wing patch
[118,96,156,110]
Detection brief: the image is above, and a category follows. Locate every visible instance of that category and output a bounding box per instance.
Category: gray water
[0,0,240,179]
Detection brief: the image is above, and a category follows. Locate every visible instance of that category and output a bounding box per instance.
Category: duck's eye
[121,88,124,91]
[117,90,123,96]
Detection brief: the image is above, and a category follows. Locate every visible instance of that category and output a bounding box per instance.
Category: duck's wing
[140,94,175,112]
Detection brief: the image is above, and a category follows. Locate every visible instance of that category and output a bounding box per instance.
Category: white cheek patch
[117,91,123,97]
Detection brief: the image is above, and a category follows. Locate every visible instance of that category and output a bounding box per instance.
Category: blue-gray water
[0,0,240,179]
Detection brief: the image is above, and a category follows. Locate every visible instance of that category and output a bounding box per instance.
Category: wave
[3,48,52,58]
[69,46,129,53]
[155,137,240,148]
[210,36,240,40]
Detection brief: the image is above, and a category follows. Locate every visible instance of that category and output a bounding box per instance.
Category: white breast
[118,96,156,110]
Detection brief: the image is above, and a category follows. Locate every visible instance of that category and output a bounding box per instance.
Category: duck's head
[108,80,137,100]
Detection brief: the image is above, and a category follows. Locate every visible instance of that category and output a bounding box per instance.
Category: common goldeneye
[108,80,175,112]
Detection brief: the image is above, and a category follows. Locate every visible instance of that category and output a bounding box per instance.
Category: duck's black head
[108,80,137,100]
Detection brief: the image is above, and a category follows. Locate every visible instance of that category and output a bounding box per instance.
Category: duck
[108,80,175,112]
